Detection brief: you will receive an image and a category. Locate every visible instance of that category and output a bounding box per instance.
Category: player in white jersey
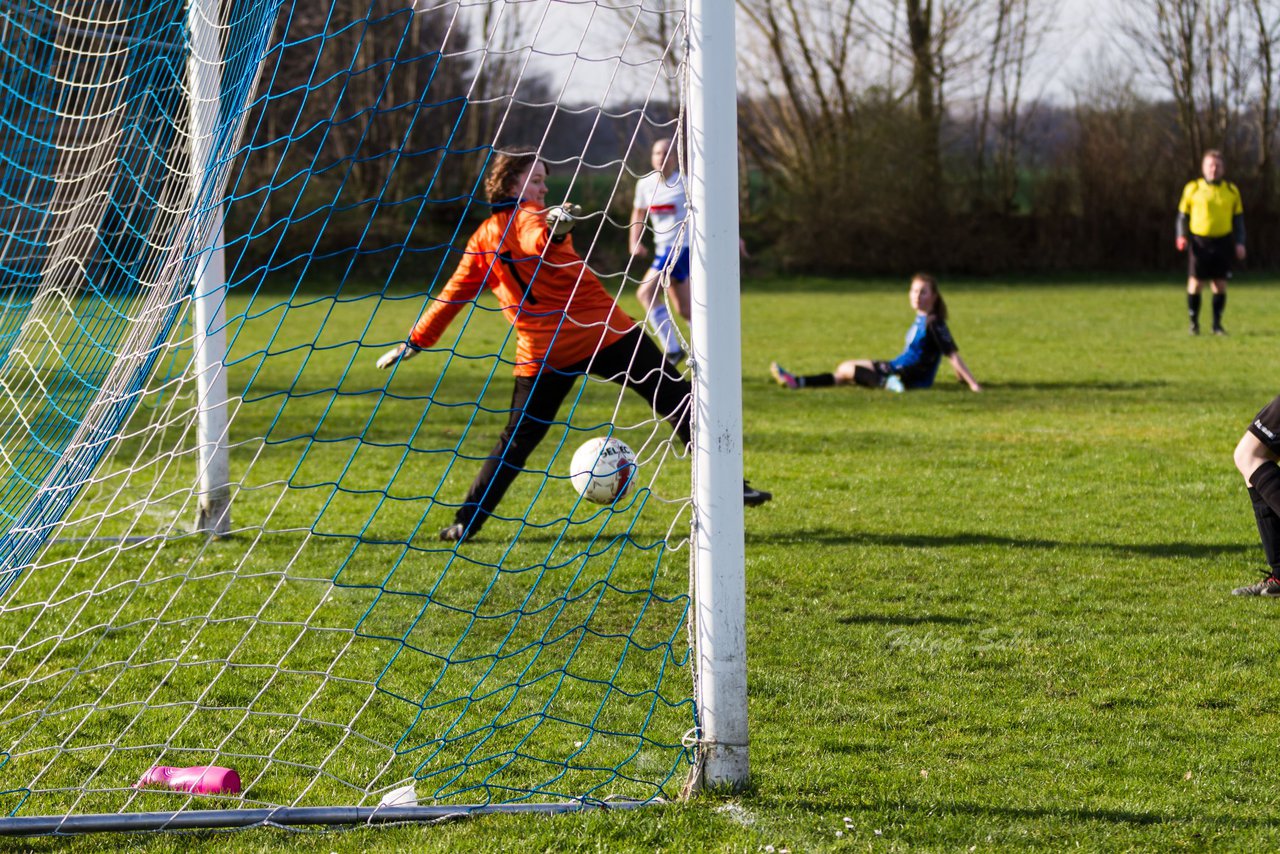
[630,138,690,364]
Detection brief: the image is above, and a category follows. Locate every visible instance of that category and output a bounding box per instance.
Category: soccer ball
[569,436,637,505]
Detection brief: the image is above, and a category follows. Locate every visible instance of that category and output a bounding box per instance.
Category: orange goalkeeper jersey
[409,201,633,377]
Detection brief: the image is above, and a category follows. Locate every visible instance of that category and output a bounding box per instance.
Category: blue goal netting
[0,0,704,827]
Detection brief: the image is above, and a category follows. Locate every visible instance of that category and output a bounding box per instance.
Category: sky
[1037,0,1112,102]
[506,0,1125,109]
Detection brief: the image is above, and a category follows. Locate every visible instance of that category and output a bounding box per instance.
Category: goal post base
[683,742,750,797]
[194,490,232,537]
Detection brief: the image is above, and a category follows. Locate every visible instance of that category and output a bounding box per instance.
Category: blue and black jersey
[890,314,958,389]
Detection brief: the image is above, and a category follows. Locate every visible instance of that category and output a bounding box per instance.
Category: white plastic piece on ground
[377,784,418,808]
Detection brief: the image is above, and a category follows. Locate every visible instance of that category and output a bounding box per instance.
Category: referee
[1176,149,1246,335]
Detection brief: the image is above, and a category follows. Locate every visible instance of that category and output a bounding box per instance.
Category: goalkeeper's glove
[376,342,420,370]
[545,203,582,237]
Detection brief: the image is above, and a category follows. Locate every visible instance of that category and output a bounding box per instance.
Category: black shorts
[870,359,935,388]
[1189,234,1236,281]
[1248,395,1280,454]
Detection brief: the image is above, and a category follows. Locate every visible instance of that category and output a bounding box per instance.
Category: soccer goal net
[0,0,748,834]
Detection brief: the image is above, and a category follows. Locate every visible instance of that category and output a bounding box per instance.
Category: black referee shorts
[1189,234,1236,280]
[1248,395,1280,454]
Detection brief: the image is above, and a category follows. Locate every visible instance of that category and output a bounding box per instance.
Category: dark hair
[652,133,685,168]
[913,273,946,322]
[484,148,541,202]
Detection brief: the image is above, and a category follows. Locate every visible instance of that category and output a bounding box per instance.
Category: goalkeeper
[1176,149,1245,335]
[377,149,771,543]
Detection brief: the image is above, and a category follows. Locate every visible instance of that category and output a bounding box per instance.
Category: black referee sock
[1212,292,1226,328]
[1187,292,1202,323]
[1250,462,1280,518]
[1249,487,1280,576]
[801,373,836,388]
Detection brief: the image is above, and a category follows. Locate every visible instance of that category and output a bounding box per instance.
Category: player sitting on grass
[376,148,772,543]
[1231,395,1280,596]
[770,273,981,394]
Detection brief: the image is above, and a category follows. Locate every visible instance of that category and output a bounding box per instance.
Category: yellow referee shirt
[1178,179,1243,238]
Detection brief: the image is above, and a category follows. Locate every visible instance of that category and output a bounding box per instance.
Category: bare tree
[736,0,942,268]
[973,0,1056,211]
[860,0,985,192]
[1069,71,1188,269]
[1118,0,1252,170]
[236,2,479,204]
[601,0,685,108]
[734,0,1056,268]
[904,0,942,185]
[736,0,866,201]
[1244,0,1280,202]
[738,0,864,151]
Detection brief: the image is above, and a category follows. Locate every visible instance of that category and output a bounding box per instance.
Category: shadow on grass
[916,799,1277,829]
[981,380,1172,392]
[750,528,1257,560]
[956,801,1164,826]
[835,613,973,627]
[773,798,1280,829]
[784,798,1269,830]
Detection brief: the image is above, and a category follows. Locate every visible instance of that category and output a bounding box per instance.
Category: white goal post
[687,0,750,792]
[189,0,232,538]
[0,0,752,834]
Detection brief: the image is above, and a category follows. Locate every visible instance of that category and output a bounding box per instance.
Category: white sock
[647,304,680,353]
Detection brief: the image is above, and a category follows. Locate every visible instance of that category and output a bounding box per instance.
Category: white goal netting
[0,0,714,828]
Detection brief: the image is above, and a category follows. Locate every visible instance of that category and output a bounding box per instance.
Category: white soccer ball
[569,436,637,505]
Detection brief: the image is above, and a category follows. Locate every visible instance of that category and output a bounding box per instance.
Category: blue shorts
[651,245,690,281]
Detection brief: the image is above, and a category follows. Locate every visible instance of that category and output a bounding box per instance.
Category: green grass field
[24,274,1280,851]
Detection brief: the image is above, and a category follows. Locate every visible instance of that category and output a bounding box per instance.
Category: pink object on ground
[134,765,242,795]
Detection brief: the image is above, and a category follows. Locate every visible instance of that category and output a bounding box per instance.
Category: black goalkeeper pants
[454,326,691,532]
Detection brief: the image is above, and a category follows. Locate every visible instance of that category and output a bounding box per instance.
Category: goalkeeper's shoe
[1232,575,1280,597]
[769,362,799,389]
[439,522,473,543]
[743,481,772,507]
